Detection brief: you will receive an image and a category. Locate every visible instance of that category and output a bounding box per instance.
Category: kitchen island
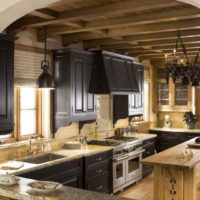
[0,176,131,200]
[142,138,200,200]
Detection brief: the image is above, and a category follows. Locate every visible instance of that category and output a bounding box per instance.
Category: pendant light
[36,26,55,89]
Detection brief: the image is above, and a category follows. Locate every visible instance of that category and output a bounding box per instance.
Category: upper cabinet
[129,63,144,116]
[0,35,14,134]
[155,67,192,111]
[54,49,97,130]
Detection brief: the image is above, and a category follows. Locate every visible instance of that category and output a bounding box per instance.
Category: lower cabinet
[84,150,113,194]
[19,158,83,188]
[142,138,155,177]
[149,130,200,152]
[19,150,113,194]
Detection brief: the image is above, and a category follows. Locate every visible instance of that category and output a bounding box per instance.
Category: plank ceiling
[8,0,200,61]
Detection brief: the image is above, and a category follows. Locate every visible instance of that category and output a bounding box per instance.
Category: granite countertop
[142,138,200,169]
[0,176,131,200]
[150,127,200,133]
[0,145,113,176]
[88,133,157,141]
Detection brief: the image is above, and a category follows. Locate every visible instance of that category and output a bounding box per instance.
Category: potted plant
[183,111,198,129]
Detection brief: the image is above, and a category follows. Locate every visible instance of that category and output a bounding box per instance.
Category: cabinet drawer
[44,169,82,188]
[143,138,155,147]
[86,160,110,177]
[19,158,82,180]
[87,173,109,193]
[142,147,155,158]
[85,151,111,167]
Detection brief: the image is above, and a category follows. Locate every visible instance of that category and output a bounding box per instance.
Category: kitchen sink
[19,153,66,164]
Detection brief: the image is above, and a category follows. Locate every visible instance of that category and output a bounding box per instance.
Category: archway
[0,0,59,32]
[178,0,200,8]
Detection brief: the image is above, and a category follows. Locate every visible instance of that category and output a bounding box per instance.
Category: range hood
[89,51,140,95]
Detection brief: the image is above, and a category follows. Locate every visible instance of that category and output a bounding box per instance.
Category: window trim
[13,87,42,141]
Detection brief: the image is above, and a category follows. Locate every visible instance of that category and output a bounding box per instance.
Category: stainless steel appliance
[107,137,143,193]
[88,136,143,193]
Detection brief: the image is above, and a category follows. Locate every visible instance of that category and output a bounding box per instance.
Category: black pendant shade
[36,27,55,89]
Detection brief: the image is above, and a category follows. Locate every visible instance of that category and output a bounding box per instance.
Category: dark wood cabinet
[113,95,128,124]
[129,63,144,116]
[142,138,155,177]
[54,49,97,130]
[149,130,200,152]
[19,158,83,188]
[0,35,14,134]
[84,150,113,194]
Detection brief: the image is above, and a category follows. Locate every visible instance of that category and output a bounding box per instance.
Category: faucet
[29,135,47,155]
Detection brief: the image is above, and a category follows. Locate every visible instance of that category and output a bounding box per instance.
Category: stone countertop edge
[0,176,132,200]
[142,138,200,169]
[0,145,113,176]
[149,127,200,133]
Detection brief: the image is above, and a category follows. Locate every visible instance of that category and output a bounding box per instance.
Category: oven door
[125,151,142,183]
[113,156,127,189]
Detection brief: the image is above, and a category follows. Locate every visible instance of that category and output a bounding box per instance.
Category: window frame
[13,87,42,141]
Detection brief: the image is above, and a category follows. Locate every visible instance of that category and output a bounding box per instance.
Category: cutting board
[0,161,24,170]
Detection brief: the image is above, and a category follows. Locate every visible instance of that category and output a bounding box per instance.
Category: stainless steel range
[88,136,143,193]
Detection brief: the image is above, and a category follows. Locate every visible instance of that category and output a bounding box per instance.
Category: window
[14,87,42,140]
[20,88,37,136]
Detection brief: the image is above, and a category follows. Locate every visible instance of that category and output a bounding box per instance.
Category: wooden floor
[117,174,154,200]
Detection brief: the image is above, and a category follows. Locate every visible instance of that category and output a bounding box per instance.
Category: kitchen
[1,0,200,200]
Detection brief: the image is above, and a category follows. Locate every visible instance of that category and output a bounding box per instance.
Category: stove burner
[105,136,137,142]
[87,140,120,146]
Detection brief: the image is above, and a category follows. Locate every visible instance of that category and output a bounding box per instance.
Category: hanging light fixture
[164,32,200,86]
[36,26,55,89]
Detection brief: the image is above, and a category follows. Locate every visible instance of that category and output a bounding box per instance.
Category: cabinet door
[71,52,97,119]
[129,63,144,116]
[71,53,85,116]
[134,64,144,109]
[83,54,96,116]
[54,53,71,130]
[0,38,14,134]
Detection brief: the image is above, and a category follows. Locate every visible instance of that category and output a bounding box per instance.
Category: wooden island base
[142,138,200,200]
[154,165,198,200]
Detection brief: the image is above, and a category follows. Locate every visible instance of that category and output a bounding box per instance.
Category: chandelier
[164,32,200,86]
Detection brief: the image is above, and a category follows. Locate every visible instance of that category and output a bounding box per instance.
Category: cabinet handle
[72,106,73,112]
[96,169,103,173]
[96,157,103,161]
[96,186,103,190]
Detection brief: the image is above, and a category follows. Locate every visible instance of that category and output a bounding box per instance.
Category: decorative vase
[187,123,195,129]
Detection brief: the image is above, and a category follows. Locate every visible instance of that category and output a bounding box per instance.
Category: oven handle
[126,149,145,157]
[113,155,129,162]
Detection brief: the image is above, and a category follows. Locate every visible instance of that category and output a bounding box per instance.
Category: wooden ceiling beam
[35,6,199,38]
[22,0,179,28]
[83,29,200,47]
[30,9,57,19]
[108,18,200,37]
[44,6,200,37]
[122,48,200,57]
[62,32,109,44]
[138,36,200,47]
[137,52,197,60]
[118,43,200,52]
